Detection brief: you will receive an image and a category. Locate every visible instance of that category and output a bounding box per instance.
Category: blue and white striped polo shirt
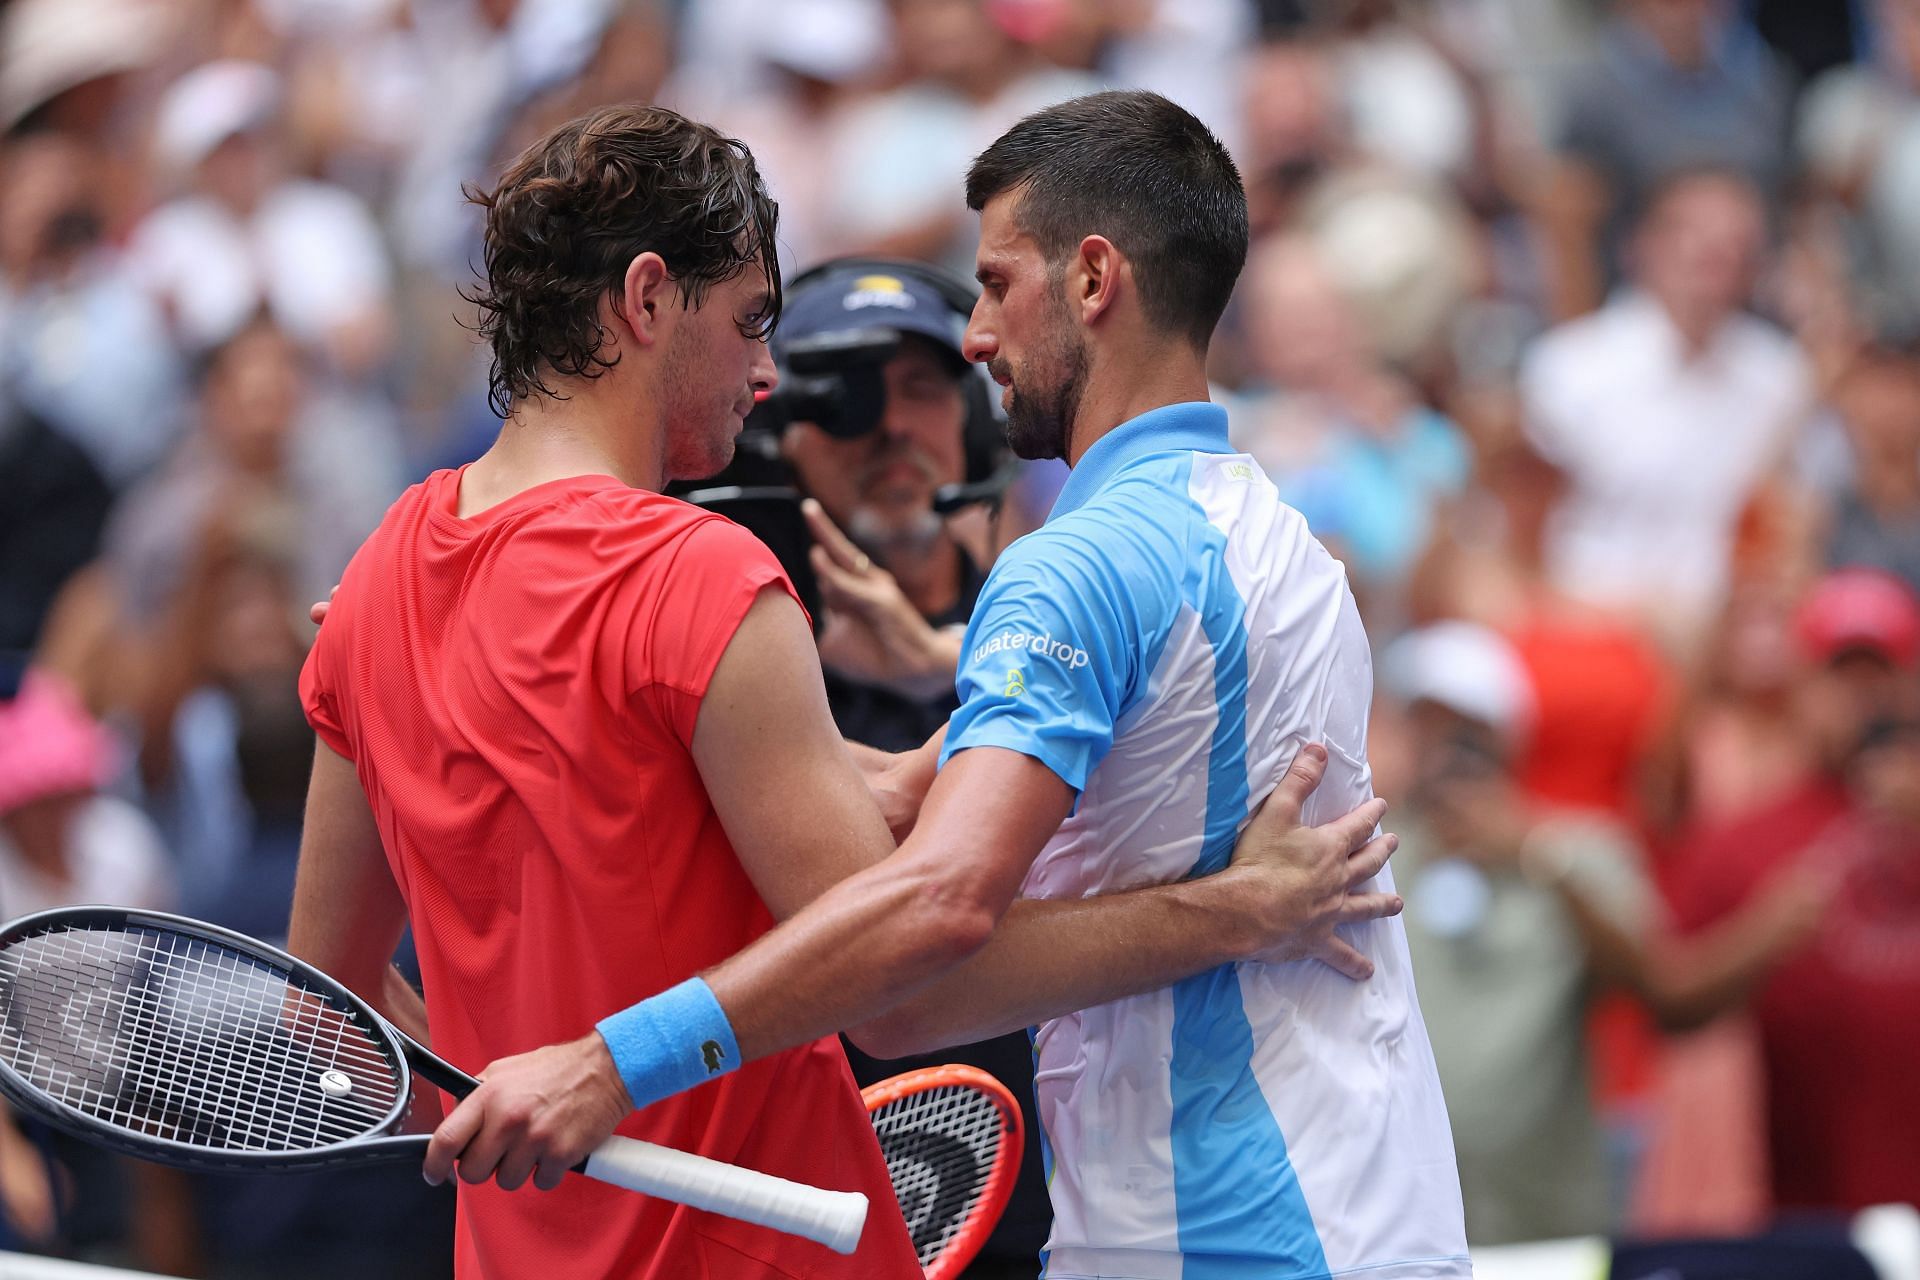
[940,402,1469,1280]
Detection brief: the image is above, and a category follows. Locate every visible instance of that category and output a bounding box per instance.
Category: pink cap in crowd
[0,673,114,818]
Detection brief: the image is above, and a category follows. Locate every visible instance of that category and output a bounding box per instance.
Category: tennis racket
[863,1064,1024,1280]
[0,907,867,1253]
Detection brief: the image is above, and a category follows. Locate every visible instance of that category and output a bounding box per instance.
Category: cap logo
[842,275,916,312]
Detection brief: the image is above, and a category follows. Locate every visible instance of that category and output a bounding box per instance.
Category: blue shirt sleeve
[939,529,1138,792]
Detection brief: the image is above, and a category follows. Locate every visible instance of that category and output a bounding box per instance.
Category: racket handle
[581,1135,868,1255]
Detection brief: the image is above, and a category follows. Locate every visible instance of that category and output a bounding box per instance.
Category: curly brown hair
[466,104,781,417]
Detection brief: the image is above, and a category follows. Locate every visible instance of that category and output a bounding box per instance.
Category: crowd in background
[0,0,1917,1274]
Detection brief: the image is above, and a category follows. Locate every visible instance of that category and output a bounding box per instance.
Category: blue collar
[1049,401,1231,521]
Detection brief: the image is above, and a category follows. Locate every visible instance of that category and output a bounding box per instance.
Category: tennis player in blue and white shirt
[941,92,1471,1280]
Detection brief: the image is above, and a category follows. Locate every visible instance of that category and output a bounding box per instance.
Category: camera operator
[760,260,1005,751]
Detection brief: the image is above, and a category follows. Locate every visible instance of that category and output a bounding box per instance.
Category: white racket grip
[581,1135,868,1255]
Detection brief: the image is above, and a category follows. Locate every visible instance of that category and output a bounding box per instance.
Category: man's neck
[1644,290,1730,361]
[460,384,662,516]
[1065,345,1213,467]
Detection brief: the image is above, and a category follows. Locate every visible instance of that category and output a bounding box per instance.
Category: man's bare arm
[1557,866,1827,1033]
[285,742,439,1119]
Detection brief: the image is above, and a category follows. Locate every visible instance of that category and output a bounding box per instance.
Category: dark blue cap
[775,267,968,364]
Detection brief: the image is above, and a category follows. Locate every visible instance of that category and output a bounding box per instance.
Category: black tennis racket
[0,907,867,1252]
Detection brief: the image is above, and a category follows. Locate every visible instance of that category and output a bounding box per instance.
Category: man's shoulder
[1530,298,1645,366]
[493,484,764,569]
[598,498,782,580]
[991,494,1185,601]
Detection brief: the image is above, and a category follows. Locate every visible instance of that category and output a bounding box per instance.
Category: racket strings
[869,1084,1006,1264]
[0,925,404,1154]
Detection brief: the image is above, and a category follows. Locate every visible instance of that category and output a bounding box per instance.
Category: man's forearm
[705,862,994,1062]
[848,869,1263,1057]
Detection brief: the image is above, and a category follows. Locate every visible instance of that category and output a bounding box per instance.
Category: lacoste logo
[702,1040,726,1073]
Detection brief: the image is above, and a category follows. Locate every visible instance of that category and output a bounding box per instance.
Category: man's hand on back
[1225,744,1401,978]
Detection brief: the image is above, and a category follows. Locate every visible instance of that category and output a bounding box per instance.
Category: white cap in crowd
[1380,620,1537,748]
[0,0,175,128]
[154,59,282,175]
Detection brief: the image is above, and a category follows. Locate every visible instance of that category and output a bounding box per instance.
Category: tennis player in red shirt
[290,104,1400,1278]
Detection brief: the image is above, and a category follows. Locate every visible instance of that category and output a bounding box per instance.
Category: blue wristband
[595,977,741,1111]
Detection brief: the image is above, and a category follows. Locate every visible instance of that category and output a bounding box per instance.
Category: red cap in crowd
[1795,568,1920,668]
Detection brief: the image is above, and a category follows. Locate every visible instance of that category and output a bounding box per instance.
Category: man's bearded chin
[1003,343,1087,462]
[847,506,946,559]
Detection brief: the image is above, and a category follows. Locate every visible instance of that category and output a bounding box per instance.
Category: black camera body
[743,328,899,442]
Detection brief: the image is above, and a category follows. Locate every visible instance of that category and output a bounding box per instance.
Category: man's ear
[615,252,672,348]
[1070,235,1121,328]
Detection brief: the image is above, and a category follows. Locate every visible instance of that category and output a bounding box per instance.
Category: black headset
[780,256,1009,508]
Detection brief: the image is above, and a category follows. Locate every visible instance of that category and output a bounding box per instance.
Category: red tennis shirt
[299,468,919,1279]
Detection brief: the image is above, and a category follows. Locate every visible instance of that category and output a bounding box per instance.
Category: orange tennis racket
[862,1064,1025,1279]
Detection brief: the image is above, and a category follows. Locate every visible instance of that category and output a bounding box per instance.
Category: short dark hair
[467,104,780,417]
[965,90,1248,349]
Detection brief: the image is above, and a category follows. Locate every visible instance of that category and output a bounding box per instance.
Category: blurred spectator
[1080,0,1255,158]
[821,0,1098,269]
[1665,568,1920,1215]
[1239,38,1349,237]
[1822,348,1920,593]
[1752,0,1867,85]
[386,0,612,281]
[0,1105,54,1253]
[1657,583,1819,830]
[0,393,112,656]
[1232,30,1478,373]
[131,533,312,942]
[1388,622,1822,1246]
[103,317,401,630]
[127,60,396,377]
[0,129,183,486]
[1410,407,1677,824]
[668,0,884,272]
[1323,0,1482,188]
[1629,571,1907,1235]
[0,671,186,1273]
[1785,2,1920,342]
[0,671,171,920]
[1234,233,1472,619]
[1536,0,1794,320]
[1520,168,1814,653]
[0,0,177,145]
